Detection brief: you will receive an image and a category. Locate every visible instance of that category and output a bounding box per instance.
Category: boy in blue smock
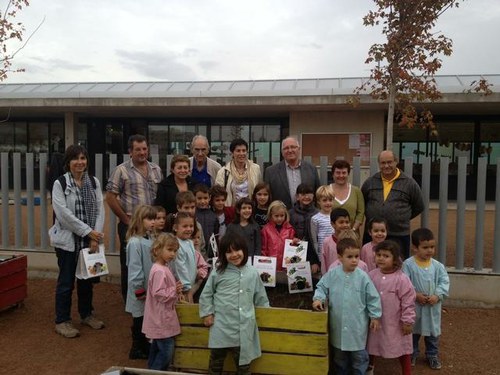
[403,228,449,370]
[313,238,382,375]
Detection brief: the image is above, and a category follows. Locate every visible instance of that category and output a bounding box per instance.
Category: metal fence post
[474,157,487,271]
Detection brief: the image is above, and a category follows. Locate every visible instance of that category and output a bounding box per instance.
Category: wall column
[64,112,78,148]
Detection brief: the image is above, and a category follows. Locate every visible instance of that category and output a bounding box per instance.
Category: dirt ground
[0,278,499,375]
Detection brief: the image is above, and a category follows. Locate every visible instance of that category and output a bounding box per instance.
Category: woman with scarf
[215,138,261,206]
[50,145,105,338]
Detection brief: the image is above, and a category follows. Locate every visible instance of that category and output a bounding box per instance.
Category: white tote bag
[76,244,109,279]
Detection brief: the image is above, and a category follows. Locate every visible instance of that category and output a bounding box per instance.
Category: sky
[4,0,500,84]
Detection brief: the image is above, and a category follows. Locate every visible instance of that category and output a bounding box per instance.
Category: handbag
[76,244,109,279]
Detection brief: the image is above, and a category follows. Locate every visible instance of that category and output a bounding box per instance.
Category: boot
[129,340,148,360]
[129,320,148,360]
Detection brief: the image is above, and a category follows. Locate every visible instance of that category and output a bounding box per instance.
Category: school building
[0,74,499,199]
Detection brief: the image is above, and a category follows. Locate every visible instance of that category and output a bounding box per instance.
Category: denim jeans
[332,347,369,375]
[208,347,251,375]
[413,334,439,358]
[55,248,93,324]
[148,337,175,370]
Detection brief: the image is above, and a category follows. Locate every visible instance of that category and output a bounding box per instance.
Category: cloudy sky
[5,0,500,83]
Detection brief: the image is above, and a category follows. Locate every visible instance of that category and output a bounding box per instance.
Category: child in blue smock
[199,233,269,374]
[313,237,382,375]
[125,204,157,360]
[403,228,449,370]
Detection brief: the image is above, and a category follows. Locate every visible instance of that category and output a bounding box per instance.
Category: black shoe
[128,347,148,360]
[428,357,442,370]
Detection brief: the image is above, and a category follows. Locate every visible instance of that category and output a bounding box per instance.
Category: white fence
[1,152,499,274]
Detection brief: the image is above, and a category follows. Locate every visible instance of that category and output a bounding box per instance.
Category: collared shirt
[192,161,212,187]
[106,159,162,216]
[286,161,302,203]
[382,168,401,201]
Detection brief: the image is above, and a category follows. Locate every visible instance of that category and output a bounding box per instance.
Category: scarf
[81,172,98,230]
[229,160,249,185]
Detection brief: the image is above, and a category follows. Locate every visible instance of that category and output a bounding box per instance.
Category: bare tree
[0,0,30,81]
[352,0,491,150]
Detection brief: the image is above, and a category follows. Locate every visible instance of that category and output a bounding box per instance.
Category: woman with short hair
[215,138,261,206]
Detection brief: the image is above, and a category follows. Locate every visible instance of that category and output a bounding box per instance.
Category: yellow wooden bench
[173,304,329,374]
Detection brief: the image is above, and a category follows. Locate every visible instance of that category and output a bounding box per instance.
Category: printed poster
[282,239,308,268]
[253,256,277,287]
[286,261,313,294]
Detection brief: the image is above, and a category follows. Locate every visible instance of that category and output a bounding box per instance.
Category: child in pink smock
[321,208,354,274]
[367,240,416,375]
[360,217,388,271]
[142,233,183,371]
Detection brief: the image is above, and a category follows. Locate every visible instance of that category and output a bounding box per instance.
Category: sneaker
[55,322,80,338]
[81,315,105,330]
[428,357,442,370]
[411,355,417,367]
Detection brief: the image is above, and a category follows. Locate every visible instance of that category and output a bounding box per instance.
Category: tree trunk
[386,82,396,150]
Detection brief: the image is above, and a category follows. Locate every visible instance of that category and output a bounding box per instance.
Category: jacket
[264,160,320,209]
[226,222,262,258]
[261,221,296,271]
[215,160,261,206]
[189,156,221,187]
[361,171,424,236]
[125,235,154,317]
[196,207,220,258]
[154,173,198,214]
[49,172,105,252]
[289,202,320,266]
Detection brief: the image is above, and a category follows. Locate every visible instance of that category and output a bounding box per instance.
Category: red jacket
[261,221,296,271]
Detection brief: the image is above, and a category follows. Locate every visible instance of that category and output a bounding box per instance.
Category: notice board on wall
[301,133,371,166]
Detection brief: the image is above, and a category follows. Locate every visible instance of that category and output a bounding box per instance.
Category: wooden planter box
[0,254,28,310]
[174,304,329,374]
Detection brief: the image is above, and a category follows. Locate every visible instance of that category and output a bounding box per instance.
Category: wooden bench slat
[256,306,327,333]
[173,348,329,375]
[176,326,328,356]
[176,304,328,333]
[260,331,328,356]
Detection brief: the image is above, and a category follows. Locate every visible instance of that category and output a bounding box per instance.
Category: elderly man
[264,136,320,209]
[361,150,424,259]
[189,134,221,187]
[106,134,163,301]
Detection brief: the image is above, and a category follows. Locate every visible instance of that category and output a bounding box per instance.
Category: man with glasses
[189,134,221,187]
[265,135,321,209]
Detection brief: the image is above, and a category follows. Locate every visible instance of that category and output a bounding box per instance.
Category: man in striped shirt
[106,134,163,301]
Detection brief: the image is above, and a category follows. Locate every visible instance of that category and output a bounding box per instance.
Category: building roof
[0,75,498,99]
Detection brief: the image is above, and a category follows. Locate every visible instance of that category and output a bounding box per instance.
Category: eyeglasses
[193,148,208,153]
[283,145,299,151]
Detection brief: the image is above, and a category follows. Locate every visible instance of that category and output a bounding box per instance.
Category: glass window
[50,122,64,153]
[0,122,15,153]
[77,122,88,149]
[393,125,427,142]
[28,122,49,153]
[14,122,27,153]
[210,124,250,162]
[149,124,169,171]
[169,124,197,154]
